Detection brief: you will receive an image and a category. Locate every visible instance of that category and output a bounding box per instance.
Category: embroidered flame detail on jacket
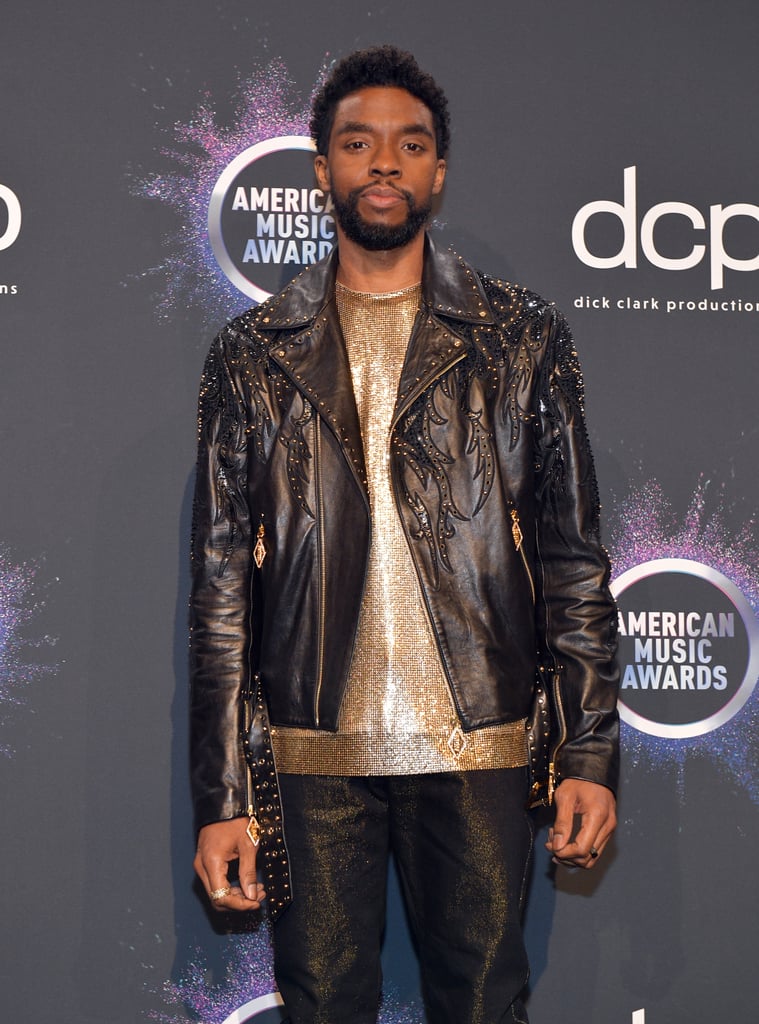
[194,339,250,577]
[533,306,600,536]
[234,318,318,520]
[396,370,494,588]
[393,280,601,586]
[279,395,315,518]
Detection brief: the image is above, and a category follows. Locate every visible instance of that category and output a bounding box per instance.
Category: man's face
[314,86,446,252]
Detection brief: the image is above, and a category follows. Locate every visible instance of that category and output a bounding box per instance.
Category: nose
[370,141,401,178]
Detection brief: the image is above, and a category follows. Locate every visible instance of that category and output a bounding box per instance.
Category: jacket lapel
[264,254,368,499]
[393,238,495,425]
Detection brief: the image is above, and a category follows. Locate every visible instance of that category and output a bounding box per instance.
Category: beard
[329,184,432,251]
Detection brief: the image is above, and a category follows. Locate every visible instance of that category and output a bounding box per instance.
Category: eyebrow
[335,120,434,140]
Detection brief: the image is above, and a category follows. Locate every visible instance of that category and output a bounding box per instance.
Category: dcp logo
[572,166,759,290]
[0,184,22,251]
[208,136,335,303]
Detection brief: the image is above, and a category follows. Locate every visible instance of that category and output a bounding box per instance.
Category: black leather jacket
[190,237,619,831]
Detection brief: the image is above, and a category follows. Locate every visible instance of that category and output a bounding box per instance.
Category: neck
[334,229,425,292]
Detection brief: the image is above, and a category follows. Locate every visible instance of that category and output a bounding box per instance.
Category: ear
[314,154,330,192]
[432,158,446,196]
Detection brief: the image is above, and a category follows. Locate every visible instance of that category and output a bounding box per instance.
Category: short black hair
[310,45,450,159]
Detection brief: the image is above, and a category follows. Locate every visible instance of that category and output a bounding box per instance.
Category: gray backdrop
[2,2,757,1022]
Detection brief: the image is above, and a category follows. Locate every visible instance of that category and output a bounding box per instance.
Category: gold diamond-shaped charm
[447,724,468,758]
[510,509,523,551]
[253,523,266,569]
[246,815,261,847]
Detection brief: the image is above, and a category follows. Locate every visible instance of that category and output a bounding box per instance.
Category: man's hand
[546,778,616,869]
[194,817,266,911]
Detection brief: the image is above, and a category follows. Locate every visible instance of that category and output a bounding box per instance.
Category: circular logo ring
[208,135,316,304]
[219,991,285,1024]
[611,557,759,738]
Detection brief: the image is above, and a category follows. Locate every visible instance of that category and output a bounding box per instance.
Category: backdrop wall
[2,3,757,1022]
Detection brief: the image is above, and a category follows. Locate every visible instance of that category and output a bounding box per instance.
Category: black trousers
[272,769,533,1024]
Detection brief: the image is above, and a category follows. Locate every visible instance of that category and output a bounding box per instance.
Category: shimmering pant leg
[272,775,390,1024]
[389,769,533,1024]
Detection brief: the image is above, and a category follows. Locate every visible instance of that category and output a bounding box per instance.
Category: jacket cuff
[556,746,619,797]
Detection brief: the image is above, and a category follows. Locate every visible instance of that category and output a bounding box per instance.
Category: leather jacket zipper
[242,528,264,842]
[510,507,536,605]
[514,506,567,804]
[241,689,259,841]
[535,527,567,802]
[243,540,257,820]
[547,668,567,803]
[243,690,253,807]
[313,416,327,726]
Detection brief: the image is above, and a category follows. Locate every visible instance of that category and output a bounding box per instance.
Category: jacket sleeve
[532,307,620,794]
[189,333,252,832]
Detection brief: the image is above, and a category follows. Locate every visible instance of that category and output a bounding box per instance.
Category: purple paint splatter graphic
[0,546,56,752]
[151,925,423,1024]
[134,60,325,326]
[608,480,759,802]
[150,929,276,1024]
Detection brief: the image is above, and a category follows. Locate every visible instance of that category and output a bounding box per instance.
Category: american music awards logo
[612,559,759,738]
[208,136,335,303]
[607,480,759,802]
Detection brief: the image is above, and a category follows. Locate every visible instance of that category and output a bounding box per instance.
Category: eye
[403,141,426,153]
[345,139,369,150]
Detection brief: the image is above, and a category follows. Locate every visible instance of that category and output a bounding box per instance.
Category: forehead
[330,86,435,135]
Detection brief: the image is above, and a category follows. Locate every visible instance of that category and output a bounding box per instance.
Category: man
[191,45,619,1024]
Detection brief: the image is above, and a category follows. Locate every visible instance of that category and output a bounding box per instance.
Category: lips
[360,185,407,209]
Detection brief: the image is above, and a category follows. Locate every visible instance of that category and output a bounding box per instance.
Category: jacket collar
[258,234,495,329]
[262,236,494,502]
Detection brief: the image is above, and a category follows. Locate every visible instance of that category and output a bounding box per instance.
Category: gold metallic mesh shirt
[271,282,527,774]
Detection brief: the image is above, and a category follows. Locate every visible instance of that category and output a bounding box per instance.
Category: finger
[195,848,263,911]
[205,863,264,912]
[570,801,617,860]
[208,883,264,912]
[566,815,604,859]
[549,818,614,868]
[550,836,605,868]
[205,861,264,911]
[547,798,576,854]
[238,839,266,903]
